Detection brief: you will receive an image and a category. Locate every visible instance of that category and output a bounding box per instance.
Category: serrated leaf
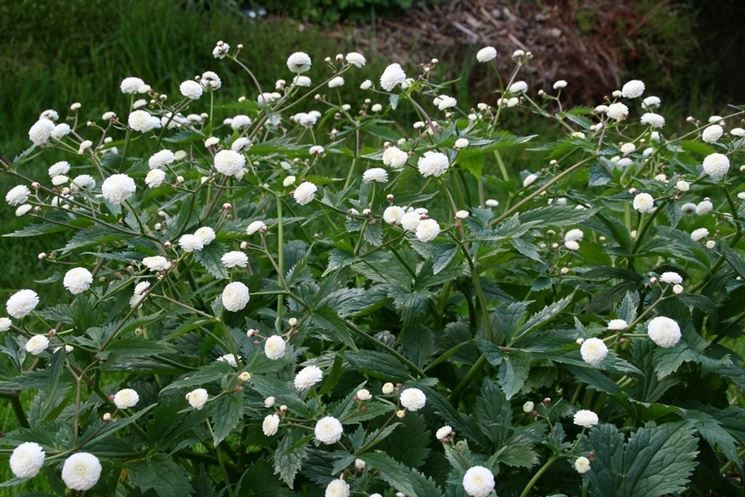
[128,456,194,497]
[274,430,309,489]
[210,393,243,445]
[497,351,531,399]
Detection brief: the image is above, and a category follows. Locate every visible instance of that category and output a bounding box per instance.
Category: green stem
[275,195,285,332]
[519,454,560,497]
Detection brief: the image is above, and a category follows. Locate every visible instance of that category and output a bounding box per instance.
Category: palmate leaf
[210,392,243,445]
[273,430,310,489]
[584,422,699,497]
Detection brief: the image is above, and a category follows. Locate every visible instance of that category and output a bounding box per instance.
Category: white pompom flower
[325,479,350,497]
[659,272,683,285]
[476,46,497,63]
[0,317,11,332]
[314,416,343,444]
[145,169,166,189]
[380,63,407,92]
[102,174,136,204]
[148,149,176,169]
[179,80,203,100]
[194,226,216,245]
[293,181,318,206]
[690,228,709,242]
[6,289,39,319]
[416,219,441,242]
[606,102,629,121]
[382,146,408,169]
[607,319,628,331]
[702,124,723,144]
[287,52,312,73]
[632,192,654,213]
[262,414,280,437]
[221,251,248,269]
[573,409,599,428]
[9,442,45,479]
[63,267,93,295]
[363,168,388,183]
[48,161,70,177]
[179,234,204,253]
[294,365,323,391]
[621,79,645,98]
[186,388,209,409]
[142,256,170,272]
[246,220,267,235]
[6,185,30,206]
[264,335,287,360]
[575,456,591,474]
[647,316,681,348]
[214,150,246,178]
[702,153,729,179]
[25,334,49,356]
[328,76,345,88]
[120,76,145,94]
[127,110,160,132]
[400,387,426,411]
[346,51,366,67]
[640,113,665,128]
[580,338,608,366]
[113,388,140,409]
[462,466,495,497]
[417,151,450,177]
[222,282,250,312]
[61,452,102,491]
[28,118,55,146]
[383,206,405,224]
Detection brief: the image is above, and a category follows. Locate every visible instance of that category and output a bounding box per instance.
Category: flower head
[179,80,203,100]
[400,387,426,411]
[346,52,366,68]
[380,63,406,91]
[61,453,101,491]
[325,479,350,497]
[6,289,39,319]
[264,335,286,360]
[10,442,45,479]
[113,388,140,409]
[221,251,248,268]
[262,414,280,436]
[416,219,440,242]
[295,365,323,391]
[580,338,608,365]
[417,151,450,177]
[142,256,170,272]
[214,150,246,178]
[606,102,629,121]
[476,46,497,63]
[63,267,93,295]
[363,168,388,183]
[702,153,729,179]
[29,118,55,146]
[287,52,312,73]
[462,466,495,497]
[222,282,250,312]
[632,192,654,213]
[382,146,408,169]
[621,79,645,98]
[573,409,599,428]
[6,185,30,206]
[102,174,136,204]
[575,456,591,474]
[293,181,318,205]
[647,316,681,348]
[314,416,343,444]
[186,388,208,409]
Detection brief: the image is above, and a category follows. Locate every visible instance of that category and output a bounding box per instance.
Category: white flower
[217,353,240,367]
[564,229,584,242]
[222,251,248,268]
[731,127,745,137]
[462,466,495,497]
[564,240,580,251]
[476,46,497,62]
[401,211,422,231]
[314,416,343,444]
[309,145,325,155]
[0,317,11,332]
[363,168,388,183]
[9,442,45,479]
[51,174,69,187]
[145,169,166,188]
[129,281,151,307]
[434,95,457,110]
[246,220,267,235]
[328,76,345,88]
[264,335,286,360]
[553,80,568,89]
[380,63,407,91]
[230,114,252,129]
[676,180,690,192]
[416,219,440,242]
[213,150,246,178]
[696,200,713,215]
[606,102,629,121]
[417,151,450,177]
[71,174,96,192]
[15,204,32,217]
[121,77,145,94]
[702,153,730,179]
[201,71,222,90]
[142,256,170,272]
[212,41,230,59]
[509,81,528,94]
[232,137,251,151]
[383,206,405,224]
[580,338,608,366]
[293,75,312,87]
[660,272,682,284]
[148,150,176,169]
[194,226,216,246]
[287,52,312,73]
[222,282,250,312]
[51,123,71,139]
[621,79,645,98]
[29,118,55,146]
[257,92,282,105]
[642,95,661,108]
[436,425,453,441]
[61,453,101,491]
[6,185,30,206]
[573,409,599,428]
[356,388,372,401]
[346,51,366,68]
[325,479,350,497]
[647,316,681,348]
[523,173,538,187]
[632,192,654,213]
[383,146,408,169]
[179,80,203,100]
[575,456,591,474]
[400,387,426,411]
[6,289,39,319]
[607,319,628,331]
[113,388,139,409]
[691,227,709,241]
[101,174,136,205]
[295,365,323,391]
[48,161,70,177]
[293,181,318,205]
[702,125,723,144]
[186,388,208,409]
[262,414,280,436]
[63,267,93,295]
[179,234,204,253]
[523,401,535,413]
[673,284,684,294]
[127,110,160,132]
[25,334,48,356]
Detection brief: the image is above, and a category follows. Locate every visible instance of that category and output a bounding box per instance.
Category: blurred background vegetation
[0,0,743,297]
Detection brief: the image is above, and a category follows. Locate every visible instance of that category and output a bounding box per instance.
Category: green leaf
[584,422,699,497]
[273,430,309,489]
[497,351,531,399]
[361,451,444,497]
[128,456,194,497]
[210,393,243,445]
[194,243,229,279]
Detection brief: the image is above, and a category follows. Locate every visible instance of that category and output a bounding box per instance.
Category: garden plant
[1,41,744,496]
